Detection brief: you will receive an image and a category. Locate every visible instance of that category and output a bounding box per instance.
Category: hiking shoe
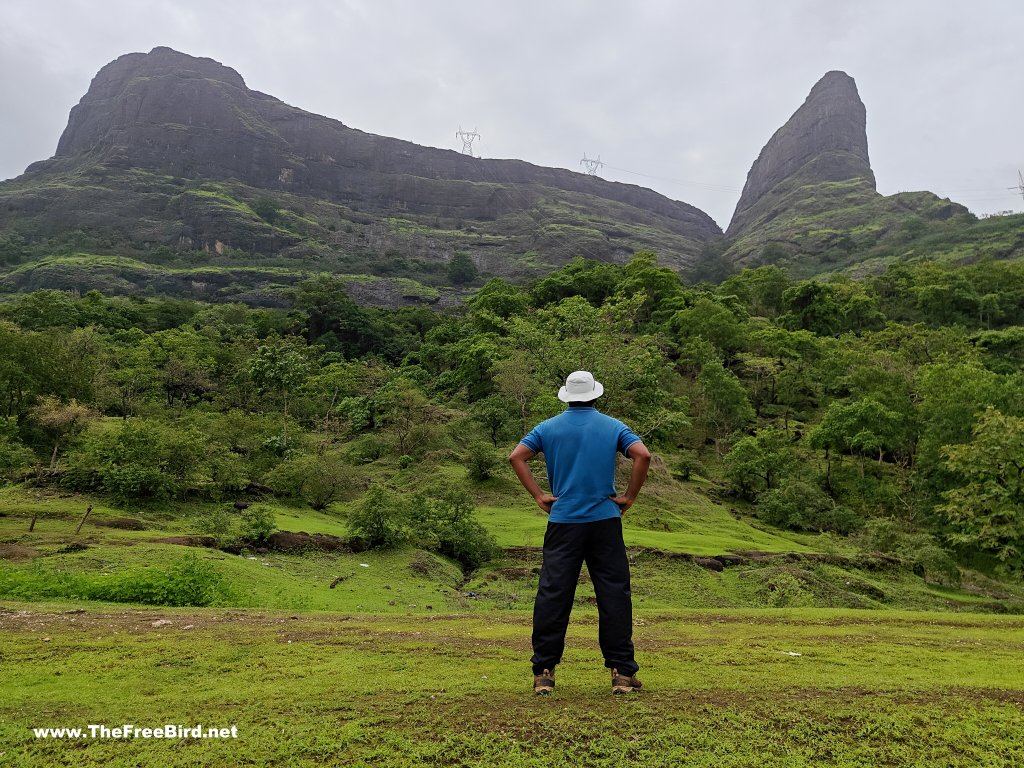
[611,668,642,694]
[533,669,555,695]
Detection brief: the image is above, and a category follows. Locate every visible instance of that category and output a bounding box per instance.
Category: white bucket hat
[558,370,604,403]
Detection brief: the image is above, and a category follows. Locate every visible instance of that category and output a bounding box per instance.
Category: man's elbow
[508,445,533,464]
[631,443,652,462]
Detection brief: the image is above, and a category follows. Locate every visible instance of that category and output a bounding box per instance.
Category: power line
[600,163,741,193]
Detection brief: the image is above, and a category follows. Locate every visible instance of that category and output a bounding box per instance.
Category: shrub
[857,518,961,586]
[266,452,356,510]
[348,434,388,463]
[466,442,499,482]
[447,252,478,284]
[347,485,408,549]
[762,569,813,608]
[0,555,230,607]
[239,504,277,543]
[251,197,280,225]
[64,418,245,503]
[197,506,235,539]
[911,544,962,587]
[757,481,861,534]
[671,450,704,481]
[408,483,499,570]
[0,434,35,482]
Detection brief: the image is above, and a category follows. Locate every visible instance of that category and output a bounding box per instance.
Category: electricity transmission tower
[1010,170,1024,203]
[580,153,604,175]
[456,127,481,157]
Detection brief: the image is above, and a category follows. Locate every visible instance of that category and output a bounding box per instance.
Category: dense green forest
[1,252,1023,580]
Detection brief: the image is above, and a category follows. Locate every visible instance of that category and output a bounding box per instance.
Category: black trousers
[531,516,638,676]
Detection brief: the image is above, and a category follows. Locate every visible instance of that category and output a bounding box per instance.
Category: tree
[266,452,356,510]
[407,483,499,569]
[938,408,1024,569]
[471,394,517,445]
[615,251,687,324]
[467,278,529,333]
[447,252,478,284]
[724,428,796,500]
[695,360,754,452]
[718,266,791,318]
[780,281,844,336]
[376,377,434,455]
[30,395,99,469]
[251,197,281,225]
[151,329,218,408]
[492,352,542,436]
[100,330,160,416]
[249,342,311,449]
[528,257,622,308]
[809,398,905,483]
[347,484,408,549]
[669,297,748,356]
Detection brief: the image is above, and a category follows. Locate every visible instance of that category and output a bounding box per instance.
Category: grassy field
[1,603,1022,767]
[2,475,1024,765]
[3,482,1021,615]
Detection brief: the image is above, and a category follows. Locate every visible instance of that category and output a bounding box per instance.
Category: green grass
[4,482,1024,616]
[1,604,1022,766]
[0,254,441,302]
[2,476,1024,764]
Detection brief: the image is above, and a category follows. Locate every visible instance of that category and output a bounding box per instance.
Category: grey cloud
[2,0,1022,227]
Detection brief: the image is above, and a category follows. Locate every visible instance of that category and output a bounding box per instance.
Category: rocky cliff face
[34,47,719,245]
[719,71,967,274]
[727,71,875,238]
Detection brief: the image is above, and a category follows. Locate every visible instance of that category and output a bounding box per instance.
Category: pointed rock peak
[96,46,246,90]
[56,47,251,158]
[727,70,875,237]
[808,70,860,98]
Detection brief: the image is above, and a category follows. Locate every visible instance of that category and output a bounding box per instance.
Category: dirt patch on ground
[0,543,40,560]
[94,517,147,530]
[265,531,351,553]
[151,535,220,548]
[494,567,535,579]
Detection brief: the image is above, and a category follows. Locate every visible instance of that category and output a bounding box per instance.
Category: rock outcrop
[717,71,968,274]
[24,47,719,257]
[727,71,875,238]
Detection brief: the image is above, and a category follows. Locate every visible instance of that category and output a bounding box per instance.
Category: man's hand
[509,443,557,515]
[611,442,651,516]
[609,495,635,515]
[535,494,558,513]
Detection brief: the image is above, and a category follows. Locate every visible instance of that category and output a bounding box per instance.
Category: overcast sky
[2,0,1022,228]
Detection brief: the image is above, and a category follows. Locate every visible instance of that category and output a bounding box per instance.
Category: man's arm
[508,443,558,513]
[610,441,652,514]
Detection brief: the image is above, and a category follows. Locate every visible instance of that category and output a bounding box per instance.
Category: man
[508,370,652,695]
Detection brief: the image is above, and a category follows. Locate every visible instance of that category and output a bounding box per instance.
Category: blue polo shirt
[519,407,642,523]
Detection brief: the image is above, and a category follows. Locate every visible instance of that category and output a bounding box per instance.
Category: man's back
[519,406,640,523]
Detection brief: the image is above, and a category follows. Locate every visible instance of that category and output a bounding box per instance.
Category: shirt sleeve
[617,422,642,457]
[520,423,544,453]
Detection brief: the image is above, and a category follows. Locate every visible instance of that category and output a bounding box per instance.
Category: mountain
[727,71,875,237]
[721,71,970,274]
[2,51,1015,303]
[0,47,721,306]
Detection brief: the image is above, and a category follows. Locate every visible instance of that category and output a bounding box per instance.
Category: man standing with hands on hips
[508,370,652,695]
